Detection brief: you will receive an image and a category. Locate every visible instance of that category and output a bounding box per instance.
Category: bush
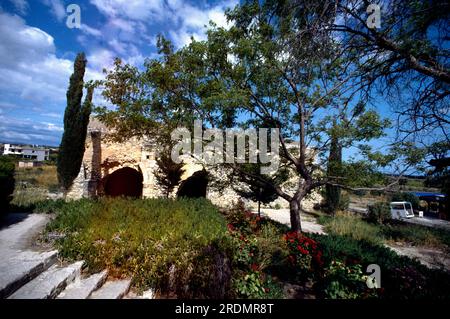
[224,202,287,298]
[310,233,450,299]
[44,197,229,297]
[284,231,323,280]
[367,202,391,224]
[0,156,15,212]
[317,261,378,299]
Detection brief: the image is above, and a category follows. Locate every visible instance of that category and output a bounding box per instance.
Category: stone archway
[103,167,143,198]
[177,170,208,198]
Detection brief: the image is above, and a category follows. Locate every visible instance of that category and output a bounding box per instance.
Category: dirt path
[386,243,450,271]
[253,208,325,234]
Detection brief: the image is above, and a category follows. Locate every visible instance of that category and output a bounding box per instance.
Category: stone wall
[67,118,321,211]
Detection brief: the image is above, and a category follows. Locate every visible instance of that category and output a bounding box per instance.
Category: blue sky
[0,0,238,146]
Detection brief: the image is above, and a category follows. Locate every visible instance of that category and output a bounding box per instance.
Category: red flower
[250,263,259,271]
[297,246,308,255]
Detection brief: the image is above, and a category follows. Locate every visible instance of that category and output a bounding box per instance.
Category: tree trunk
[289,199,302,232]
[258,200,261,218]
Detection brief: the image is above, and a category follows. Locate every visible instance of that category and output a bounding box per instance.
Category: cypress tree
[325,128,342,215]
[57,53,93,192]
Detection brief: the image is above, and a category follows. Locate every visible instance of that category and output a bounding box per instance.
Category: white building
[3,143,50,161]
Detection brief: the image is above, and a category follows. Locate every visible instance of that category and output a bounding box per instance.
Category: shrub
[317,261,378,299]
[367,202,391,224]
[224,202,287,298]
[310,233,450,299]
[284,231,323,280]
[0,156,15,212]
[43,197,229,297]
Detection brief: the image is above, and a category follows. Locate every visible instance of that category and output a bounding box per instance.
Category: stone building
[67,118,320,210]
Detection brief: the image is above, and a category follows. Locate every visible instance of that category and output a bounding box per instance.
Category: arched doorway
[177,170,208,198]
[103,167,143,198]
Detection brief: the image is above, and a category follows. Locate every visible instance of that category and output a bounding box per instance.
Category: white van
[390,201,415,219]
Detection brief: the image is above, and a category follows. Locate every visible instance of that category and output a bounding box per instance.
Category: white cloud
[89,0,238,49]
[42,0,66,21]
[90,0,165,21]
[7,0,29,15]
[0,115,63,145]
[80,24,103,37]
[0,12,108,145]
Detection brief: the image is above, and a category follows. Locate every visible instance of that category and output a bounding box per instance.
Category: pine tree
[57,53,93,192]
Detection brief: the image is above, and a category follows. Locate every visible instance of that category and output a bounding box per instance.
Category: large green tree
[57,53,93,192]
[329,0,450,140]
[97,1,396,232]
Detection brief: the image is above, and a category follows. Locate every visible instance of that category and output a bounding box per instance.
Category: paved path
[253,209,325,234]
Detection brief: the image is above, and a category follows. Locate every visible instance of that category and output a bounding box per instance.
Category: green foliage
[43,197,229,297]
[154,149,184,198]
[94,1,393,232]
[318,261,377,299]
[367,202,391,224]
[310,233,450,299]
[381,222,450,249]
[284,231,323,281]
[233,164,288,213]
[225,202,287,298]
[57,53,93,191]
[0,156,15,212]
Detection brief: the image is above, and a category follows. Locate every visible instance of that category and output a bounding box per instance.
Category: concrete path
[253,209,325,234]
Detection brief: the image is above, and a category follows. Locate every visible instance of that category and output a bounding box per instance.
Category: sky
[0,0,239,146]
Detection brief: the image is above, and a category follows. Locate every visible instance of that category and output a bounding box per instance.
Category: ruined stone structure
[67,118,320,210]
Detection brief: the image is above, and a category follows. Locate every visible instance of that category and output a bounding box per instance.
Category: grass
[42,197,228,296]
[14,165,58,190]
[381,221,450,249]
[317,212,450,251]
[321,213,383,245]
[10,165,59,210]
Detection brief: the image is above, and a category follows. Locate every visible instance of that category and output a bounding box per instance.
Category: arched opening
[103,167,143,198]
[177,170,208,198]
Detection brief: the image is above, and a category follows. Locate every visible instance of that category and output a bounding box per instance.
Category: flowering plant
[284,231,323,278]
